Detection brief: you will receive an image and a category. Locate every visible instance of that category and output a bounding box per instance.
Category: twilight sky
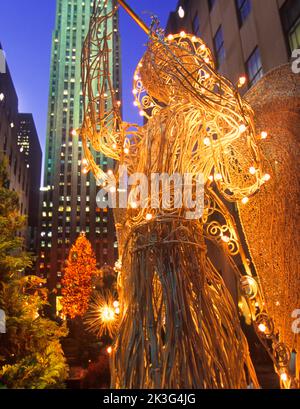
[0,0,177,174]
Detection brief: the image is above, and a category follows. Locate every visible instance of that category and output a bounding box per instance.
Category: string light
[238,76,247,87]
[280,372,288,382]
[241,197,249,204]
[263,173,271,182]
[239,124,247,133]
[258,323,267,333]
[249,167,256,175]
[203,137,211,146]
[178,6,185,18]
[146,213,153,221]
[261,131,268,139]
[107,346,113,354]
[130,201,138,209]
[221,235,230,243]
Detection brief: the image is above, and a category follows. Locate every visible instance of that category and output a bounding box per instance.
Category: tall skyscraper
[0,45,30,227]
[0,43,42,252]
[17,113,42,253]
[38,0,121,312]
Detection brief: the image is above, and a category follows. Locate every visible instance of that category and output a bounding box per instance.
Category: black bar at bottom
[0,389,300,408]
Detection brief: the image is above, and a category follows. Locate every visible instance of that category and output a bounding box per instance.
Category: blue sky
[0,0,177,164]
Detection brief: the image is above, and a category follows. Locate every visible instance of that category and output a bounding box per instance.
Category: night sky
[0,0,177,172]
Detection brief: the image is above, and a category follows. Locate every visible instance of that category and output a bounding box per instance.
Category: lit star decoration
[84,291,120,338]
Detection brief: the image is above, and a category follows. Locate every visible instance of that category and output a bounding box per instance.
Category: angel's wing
[238,64,300,380]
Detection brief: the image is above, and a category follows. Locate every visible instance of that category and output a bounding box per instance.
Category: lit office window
[236,0,251,26]
[280,0,300,54]
[213,26,225,67]
[289,22,300,50]
[246,47,263,86]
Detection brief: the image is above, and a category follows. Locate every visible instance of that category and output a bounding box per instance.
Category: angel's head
[136,33,216,105]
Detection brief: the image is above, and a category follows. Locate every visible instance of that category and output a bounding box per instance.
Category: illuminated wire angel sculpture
[78,0,298,388]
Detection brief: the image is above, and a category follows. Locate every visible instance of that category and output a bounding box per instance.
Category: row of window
[212,28,262,87]
[207,0,251,26]
[281,0,300,51]
[191,1,254,78]
[209,0,262,86]
[207,0,299,67]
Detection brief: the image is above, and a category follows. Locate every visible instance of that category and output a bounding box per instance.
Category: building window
[192,12,200,37]
[236,0,251,27]
[246,47,263,86]
[208,0,216,11]
[289,20,300,51]
[280,0,300,54]
[213,26,225,67]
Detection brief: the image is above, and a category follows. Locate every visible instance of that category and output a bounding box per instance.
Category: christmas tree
[0,159,68,389]
[61,233,97,319]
